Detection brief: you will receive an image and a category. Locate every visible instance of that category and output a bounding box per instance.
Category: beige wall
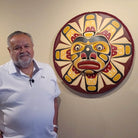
[0,0,138,138]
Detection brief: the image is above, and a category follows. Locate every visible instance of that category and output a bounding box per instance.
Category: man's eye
[95,44,104,51]
[24,45,30,48]
[13,46,20,50]
[74,45,81,51]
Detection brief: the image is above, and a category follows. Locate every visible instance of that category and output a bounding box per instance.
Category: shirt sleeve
[46,64,61,98]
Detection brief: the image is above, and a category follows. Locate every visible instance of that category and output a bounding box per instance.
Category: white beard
[14,53,33,68]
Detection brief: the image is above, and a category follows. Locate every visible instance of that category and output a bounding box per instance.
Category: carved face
[53,12,134,94]
[71,36,111,74]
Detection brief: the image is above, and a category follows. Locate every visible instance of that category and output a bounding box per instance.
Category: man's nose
[19,46,26,52]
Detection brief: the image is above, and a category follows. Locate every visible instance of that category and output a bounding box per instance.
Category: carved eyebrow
[73,36,108,43]
[89,36,108,43]
[73,37,88,43]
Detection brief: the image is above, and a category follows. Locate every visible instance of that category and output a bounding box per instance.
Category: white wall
[0,0,138,138]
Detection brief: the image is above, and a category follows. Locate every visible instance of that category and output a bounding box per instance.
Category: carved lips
[78,61,100,70]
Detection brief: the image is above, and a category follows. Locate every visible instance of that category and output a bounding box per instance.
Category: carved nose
[81,45,96,59]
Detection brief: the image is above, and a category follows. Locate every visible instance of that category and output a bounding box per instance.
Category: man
[0,31,60,138]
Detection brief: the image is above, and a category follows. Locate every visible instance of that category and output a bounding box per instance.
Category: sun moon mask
[53,12,134,94]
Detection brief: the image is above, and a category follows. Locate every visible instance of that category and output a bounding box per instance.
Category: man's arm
[53,97,59,133]
[0,131,3,138]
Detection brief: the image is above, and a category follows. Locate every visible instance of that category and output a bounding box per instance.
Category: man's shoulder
[0,61,11,71]
[35,61,56,78]
[0,61,12,77]
[36,61,52,69]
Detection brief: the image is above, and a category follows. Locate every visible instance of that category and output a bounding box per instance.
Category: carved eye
[74,44,81,51]
[95,44,104,51]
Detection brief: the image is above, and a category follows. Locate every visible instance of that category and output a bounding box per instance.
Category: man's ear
[7,47,11,54]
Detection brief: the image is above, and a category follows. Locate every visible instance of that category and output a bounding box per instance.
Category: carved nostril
[81,52,87,59]
[90,53,96,59]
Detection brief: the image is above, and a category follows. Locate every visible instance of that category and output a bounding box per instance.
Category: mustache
[18,52,31,57]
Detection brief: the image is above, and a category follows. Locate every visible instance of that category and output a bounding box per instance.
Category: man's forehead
[11,34,30,39]
[10,34,32,43]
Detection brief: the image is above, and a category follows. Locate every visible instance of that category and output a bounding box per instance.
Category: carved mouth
[78,61,100,70]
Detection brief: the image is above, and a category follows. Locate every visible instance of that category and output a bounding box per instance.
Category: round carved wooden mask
[53,11,134,94]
